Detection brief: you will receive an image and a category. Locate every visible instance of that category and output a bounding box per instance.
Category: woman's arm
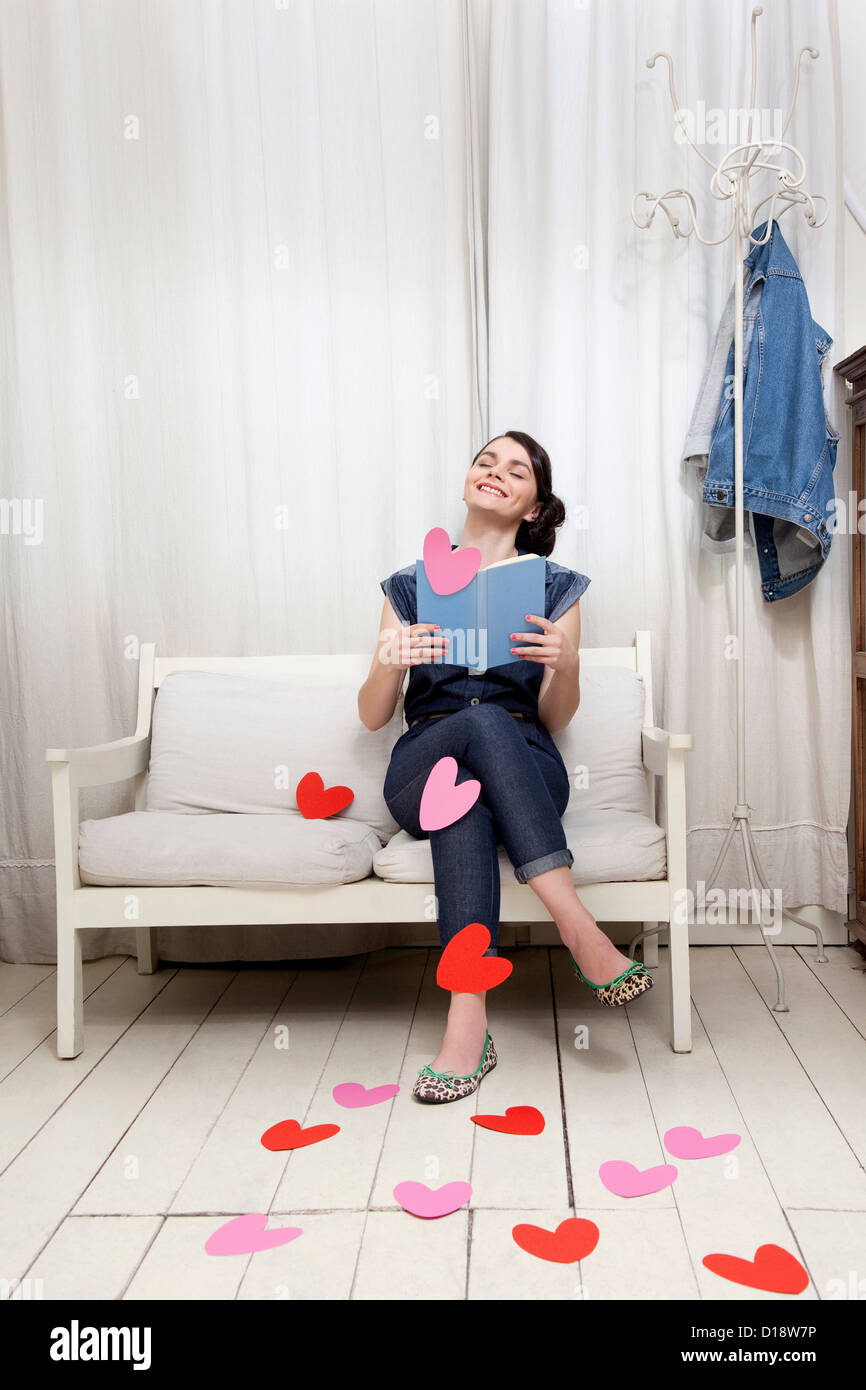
[512,602,581,736]
[357,597,447,731]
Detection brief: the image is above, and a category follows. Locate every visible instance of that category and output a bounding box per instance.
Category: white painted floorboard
[0,944,863,1301]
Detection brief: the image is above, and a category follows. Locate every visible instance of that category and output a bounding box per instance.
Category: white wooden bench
[46,633,693,1059]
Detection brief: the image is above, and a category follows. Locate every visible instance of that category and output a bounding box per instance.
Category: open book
[415,552,546,673]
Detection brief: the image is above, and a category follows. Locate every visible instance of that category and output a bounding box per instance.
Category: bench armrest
[45,733,150,787]
[641,725,693,775]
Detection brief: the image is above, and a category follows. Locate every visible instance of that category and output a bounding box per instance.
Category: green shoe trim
[417,1031,491,1089]
[570,956,648,991]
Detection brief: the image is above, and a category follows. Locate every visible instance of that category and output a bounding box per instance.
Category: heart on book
[422,526,481,595]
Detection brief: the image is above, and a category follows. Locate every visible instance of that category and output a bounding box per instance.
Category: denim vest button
[803,513,812,522]
[469,697,480,705]
[716,490,725,500]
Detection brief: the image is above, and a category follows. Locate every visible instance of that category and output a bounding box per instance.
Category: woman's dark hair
[471,430,566,558]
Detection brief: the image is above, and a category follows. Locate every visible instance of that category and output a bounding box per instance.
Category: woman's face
[463,437,540,527]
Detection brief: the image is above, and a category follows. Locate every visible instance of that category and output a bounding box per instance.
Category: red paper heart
[260,1119,341,1152]
[702,1244,809,1295]
[512,1217,599,1264]
[472,1106,545,1136]
[436,922,513,993]
[295,771,354,819]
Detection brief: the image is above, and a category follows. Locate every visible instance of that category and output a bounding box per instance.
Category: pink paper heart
[332,1082,400,1108]
[419,756,481,831]
[393,1180,472,1219]
[205,1213,303,1256]
[422,526,481,595]
[598,1160,678,1197]
[664,1125,741,1159]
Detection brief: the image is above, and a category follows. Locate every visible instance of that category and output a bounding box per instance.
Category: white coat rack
[631,6,830,1011]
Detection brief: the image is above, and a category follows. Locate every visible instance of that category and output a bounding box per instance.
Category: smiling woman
[357,431,649,1104]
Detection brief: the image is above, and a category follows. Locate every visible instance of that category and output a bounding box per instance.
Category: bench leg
[668,917,692,1053]
[136,927,159,974]
[641,922,659,967]
[57,922,83,1059]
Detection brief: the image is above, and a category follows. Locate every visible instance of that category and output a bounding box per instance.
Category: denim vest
[379,544,590,726]
[696,220,838,601]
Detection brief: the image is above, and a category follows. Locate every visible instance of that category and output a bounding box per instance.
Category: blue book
[415,553,546,674]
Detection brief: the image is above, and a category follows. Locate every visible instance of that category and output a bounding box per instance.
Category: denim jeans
[383,704,573,958]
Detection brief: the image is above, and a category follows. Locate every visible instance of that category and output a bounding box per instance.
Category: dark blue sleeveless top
[379,544,590,726]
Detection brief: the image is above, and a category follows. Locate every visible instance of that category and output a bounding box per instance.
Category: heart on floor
[512,1217,599,1263]
[703,1244,809,1295]
[393,1181,472,1219]
[598,1159,678,1197]
[436,922,513,993]
[295,771,354,819]
[260,1119,341,1151]
[664,1125,741,1159]
[471,1106,545,1136]
[422,526,481,595]
[332,1082,400,1108]
[205,1214,303,1256]
[419,756,481,831]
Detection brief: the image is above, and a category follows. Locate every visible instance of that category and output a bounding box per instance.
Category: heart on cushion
[436,922,513,993]
[422,526,481,595]
[295,771,354,819]
[419,756,481,831]
[702,1244,809,1295]
[260,1119,341,1151]
[205,1214,303,1256]
[512,1217,599,1264]
[471,1106,545,1136]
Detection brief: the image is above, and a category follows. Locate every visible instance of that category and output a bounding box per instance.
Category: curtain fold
[0,0,848,964]
[481,0,848,924]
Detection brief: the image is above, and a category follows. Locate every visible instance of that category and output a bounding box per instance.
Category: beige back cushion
[553,666,649,815]
[145,668,403,842]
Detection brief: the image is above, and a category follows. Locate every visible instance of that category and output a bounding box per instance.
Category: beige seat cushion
[79,811,381,887]
[372,807,666,885]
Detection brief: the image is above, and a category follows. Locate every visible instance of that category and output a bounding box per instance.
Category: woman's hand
[377,623,451,670]
[509,614,578,673]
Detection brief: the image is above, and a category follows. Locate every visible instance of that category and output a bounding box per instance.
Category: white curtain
[478,0,849,927]
[0,0,848,964]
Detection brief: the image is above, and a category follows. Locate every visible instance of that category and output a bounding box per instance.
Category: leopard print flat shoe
[412,1031,498,1103]
[570,955,654,1007]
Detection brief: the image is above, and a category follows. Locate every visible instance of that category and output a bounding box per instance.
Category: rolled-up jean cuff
[514,848,574,885]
